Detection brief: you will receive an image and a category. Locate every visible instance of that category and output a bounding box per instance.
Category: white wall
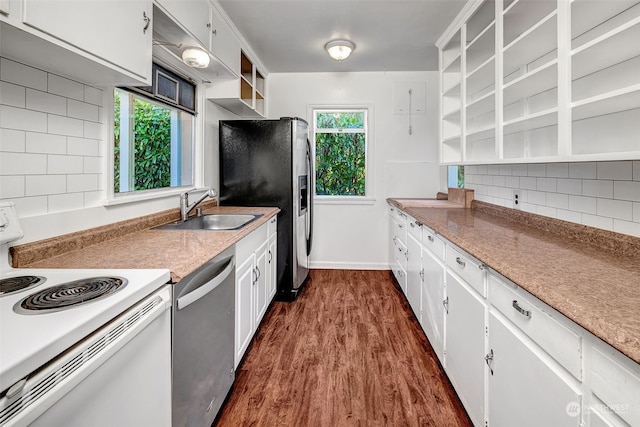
[465,161,640,238]
[0,57,239,244]
[268,71,441,269]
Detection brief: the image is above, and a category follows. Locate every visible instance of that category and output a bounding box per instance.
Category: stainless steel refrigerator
[219,117,313,301]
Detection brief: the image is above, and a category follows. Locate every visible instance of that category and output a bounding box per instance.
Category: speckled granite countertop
[388,198,640,365]
[12,204,279,283]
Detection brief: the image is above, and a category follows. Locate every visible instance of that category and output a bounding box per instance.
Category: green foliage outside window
[315,111,367,196]
[114,91,172,193]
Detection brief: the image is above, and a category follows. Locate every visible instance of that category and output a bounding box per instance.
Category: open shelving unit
[437,0,640,164]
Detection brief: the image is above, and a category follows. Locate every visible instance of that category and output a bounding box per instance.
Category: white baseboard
[309,261,390,270]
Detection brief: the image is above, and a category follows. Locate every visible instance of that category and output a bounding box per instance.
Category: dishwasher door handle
[177,258,235,310]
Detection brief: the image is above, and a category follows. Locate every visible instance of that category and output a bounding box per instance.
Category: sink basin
[155,214,262,231]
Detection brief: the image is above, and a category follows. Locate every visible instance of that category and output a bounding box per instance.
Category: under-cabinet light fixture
[325,39,355,61]
[182,48,210,68]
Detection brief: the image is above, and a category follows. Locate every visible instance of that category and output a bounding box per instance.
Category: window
[113,64,195,195]
[447,165,465,188]
[313,109,369,197]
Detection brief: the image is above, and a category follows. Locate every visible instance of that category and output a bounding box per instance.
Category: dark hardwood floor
[215,269,472,426]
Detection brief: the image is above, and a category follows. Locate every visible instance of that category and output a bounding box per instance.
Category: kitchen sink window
[113,63,195,196]
[312,108,371,199]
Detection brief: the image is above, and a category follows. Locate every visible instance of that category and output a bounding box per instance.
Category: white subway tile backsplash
[68,99,99,122]
[48,155,83,174]
[547,193,569,210]
[84,86,104,106]
[48,193,85,214]
[512,164,528,176]
[614,181,640,202]
[482,175,493,185]
[0,58,47,91]
[0,176,25,198]
[537,177,557,192]
[582,214,613,231]
[556,209,582,223]
[25,132,67,154]
[1,60,105,215]
[499,165,512,175]
[582,179,614,198]
[634,161,640,181]
[528,190,547,205]
[0,152,47,175]
[67,137,99,156]
[26,89,66,115]
[557,178,581,195]
[537,206,557,218]
[527,164,546,177]
[477,165,488,175]
[0,105,47,132]
[67,174,98,193]
[520,177,537,190]
[569,195,597,215]
[569,162,597,179]
[488,165,500,175]
[546,163,569,178]
[83,121,102,139]
[597,198,633,221]
[0,81,26,107]
[488,186,501,198]
[634,202,640,222]
[25,175,66,196]
[505,176,519,188]
[0,129,25,152]
[597,161,633,181]
[47,114,84,137]
[493,175,506,187]
[48,74,83,101]
[613,219,640,238]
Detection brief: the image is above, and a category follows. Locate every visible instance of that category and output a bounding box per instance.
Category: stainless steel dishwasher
[172,246,235,427]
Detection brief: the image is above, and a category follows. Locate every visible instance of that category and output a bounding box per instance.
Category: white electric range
[0,202,172,426]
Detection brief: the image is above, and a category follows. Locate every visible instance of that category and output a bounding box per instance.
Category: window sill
[314,196,376,206]
[103,186,198,206]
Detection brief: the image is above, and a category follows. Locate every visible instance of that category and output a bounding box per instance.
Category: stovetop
[0,202,171,394]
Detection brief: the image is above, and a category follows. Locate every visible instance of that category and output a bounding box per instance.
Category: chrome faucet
[180,188,217,221]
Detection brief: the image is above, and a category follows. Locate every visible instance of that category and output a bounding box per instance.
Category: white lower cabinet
[234,219,274,368]
[267,216,278,301]
[420,245,445,364]
[406,226,422,320]
[445,271,486,427]
[487,311,582,427]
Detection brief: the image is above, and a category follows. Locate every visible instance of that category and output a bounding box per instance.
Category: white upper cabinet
[0,0,9,16]
[210,6,241,75]
[437,0,640,164]
[156,0,212,48]
[0,0,152,85]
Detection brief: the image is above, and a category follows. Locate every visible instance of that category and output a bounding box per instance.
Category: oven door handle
[177,257,235,310]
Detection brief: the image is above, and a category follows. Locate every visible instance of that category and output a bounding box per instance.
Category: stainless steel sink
[154,214,262,231]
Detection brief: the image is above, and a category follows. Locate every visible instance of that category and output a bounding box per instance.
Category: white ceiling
[217,0,467,73]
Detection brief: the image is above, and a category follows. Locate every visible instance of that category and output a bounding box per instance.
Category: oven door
[0,285,172,427]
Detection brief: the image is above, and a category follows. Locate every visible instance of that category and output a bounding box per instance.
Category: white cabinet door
[421,247,445,364]
[155,0,211,49]
[0,0,9,16]
[445,271,486,427]
[235,254,254,368]
[210,6,241,74]
[488,312,582,427]
[406,232,422,320]
[254,240,269,327]
[22,0,152,81]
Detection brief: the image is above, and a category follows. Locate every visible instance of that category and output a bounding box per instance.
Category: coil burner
[14,277,127,314]
[0,276,46,296]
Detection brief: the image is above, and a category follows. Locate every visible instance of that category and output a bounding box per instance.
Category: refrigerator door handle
[306,138,314,255]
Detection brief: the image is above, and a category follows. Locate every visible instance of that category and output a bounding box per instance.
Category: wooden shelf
[503,12,557,76]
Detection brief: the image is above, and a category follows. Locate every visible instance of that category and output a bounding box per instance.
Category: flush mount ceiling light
[325,39,355,61]
[182,48,210,68]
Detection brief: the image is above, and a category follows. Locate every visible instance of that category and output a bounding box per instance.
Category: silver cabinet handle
[410,222,415,228]
[456,257,466,267]
[398,247,403,253]
[415,220,421,227]
[427,235,434,242]
[398,224,404,229]
[404,250,409,260]
[419,268,424,281]
[443,297,449,314]
[479,263,487,271]
[256,266,261,281]
[485,349,494,375]
[252,267,258,284]
[268,250,272,263]
[142,11,151,34]
[512,300,531,318]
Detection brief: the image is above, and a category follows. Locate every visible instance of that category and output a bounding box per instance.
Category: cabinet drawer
[236,221,268,262]
[393,260,407,294]
[395,211,408,245]
[407,216,421,240]
[591,345,640,427]
[445,245,486,297]
[395,239,408,271]
[489,274,582,380]
[267,215,277,236]
[421,226,445,261]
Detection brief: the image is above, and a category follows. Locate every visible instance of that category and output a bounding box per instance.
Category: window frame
[105,67,203,206]
[309,104,375,205]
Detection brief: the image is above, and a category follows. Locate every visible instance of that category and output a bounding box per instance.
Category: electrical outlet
[513,189,522,210]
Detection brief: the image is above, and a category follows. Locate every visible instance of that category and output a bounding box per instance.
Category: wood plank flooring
[215,270,472,426]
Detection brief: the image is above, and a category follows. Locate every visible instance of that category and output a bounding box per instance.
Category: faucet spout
[180,188,217,221]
